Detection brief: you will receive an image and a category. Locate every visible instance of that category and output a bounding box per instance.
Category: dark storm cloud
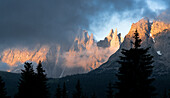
[0,0,159,48]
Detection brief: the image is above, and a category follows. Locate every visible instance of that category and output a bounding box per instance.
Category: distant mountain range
[0,26,122,78]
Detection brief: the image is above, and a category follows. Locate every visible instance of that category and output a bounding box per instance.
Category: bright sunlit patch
[7,70,11,72]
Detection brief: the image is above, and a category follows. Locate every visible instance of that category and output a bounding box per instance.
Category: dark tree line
[0,76,10,98]
[56,82,68,98]
[15,61,49,98]
[106,81,114,98]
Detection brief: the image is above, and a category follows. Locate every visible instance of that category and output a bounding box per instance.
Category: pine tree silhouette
[56,84,61,98]
[168,89,170,98]
[115,30,155,98]
[91,92,96,98]
[163,89,167,98]
[62,82,67,98]
[0,76,10,98]
[15,62,36,98]
[82,94,88,98]
[106,81,113,98]
[35,61,49,98]
[73,80,82,98]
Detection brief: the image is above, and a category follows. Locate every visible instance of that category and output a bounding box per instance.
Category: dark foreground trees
[36,61,49,98]
[56,84,61,98]
[115,30,155,98]
[73,80,82,98]
[0,76,10,98]
[106,81,114,98]
[15,62,35,98]
[62,82,68,98]
[15,61,49,98]
[55,82,68,98]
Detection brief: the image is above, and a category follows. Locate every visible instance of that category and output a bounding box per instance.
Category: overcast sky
[0,0,169,49]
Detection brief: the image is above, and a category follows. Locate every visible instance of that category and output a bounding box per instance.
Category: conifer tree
[91,92,96,98]
[0,76,9,98]
[35,61,49,98]
[56,84,61,98]
[163,89,167,98]
[82,94,88,98]
[15,62,36,98]
[73,80,82,98]
[106,82,113,98]
[62,82,67,98]
[115,30,155,98]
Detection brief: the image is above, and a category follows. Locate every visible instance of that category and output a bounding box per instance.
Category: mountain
[96,18,170,76]
[56,18,170,98]
[1,18,170,98]
[0,29,121,78]
[97,28,121,48]
[61,29,121,77]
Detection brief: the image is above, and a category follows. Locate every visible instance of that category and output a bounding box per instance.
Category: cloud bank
[0,0,166,49]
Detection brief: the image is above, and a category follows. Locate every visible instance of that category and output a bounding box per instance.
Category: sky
[0,0,169,49]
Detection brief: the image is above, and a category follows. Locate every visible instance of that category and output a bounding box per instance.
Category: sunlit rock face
[70,30,95,52]
[150,21,170,72]
[0,29,121,78]
[110,28,120,50]
[97,28,121,49]
[121,18,152,49]
[151,21,170,37]
[0,45,61,76]
[1,45,50,66]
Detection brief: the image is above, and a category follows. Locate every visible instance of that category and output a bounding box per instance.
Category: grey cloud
[0,0,162,49]
[0,62,10,71]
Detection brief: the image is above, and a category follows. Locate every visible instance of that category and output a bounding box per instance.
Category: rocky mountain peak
[106,29,114,42]
[97,28,121,48]
[126,18,151,40]
[70,30,95,52]
[150,21,170,37]
[81,30,90,43]
[110,28,120,50]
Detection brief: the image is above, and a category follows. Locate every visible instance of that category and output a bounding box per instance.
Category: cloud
[0,0,163,49]
[0,62,10,71]
[62,44,118,71]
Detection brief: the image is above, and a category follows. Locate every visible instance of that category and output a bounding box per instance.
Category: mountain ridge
[0,28,121,78]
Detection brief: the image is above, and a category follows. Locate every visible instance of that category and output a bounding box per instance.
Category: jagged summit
[70,30,95,51]
[97,28,121,48]
[110,28,120,50]
[126,18,151,40]
[107,29,114,42]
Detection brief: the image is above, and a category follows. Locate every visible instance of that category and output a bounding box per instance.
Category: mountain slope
[57,18,170,98]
